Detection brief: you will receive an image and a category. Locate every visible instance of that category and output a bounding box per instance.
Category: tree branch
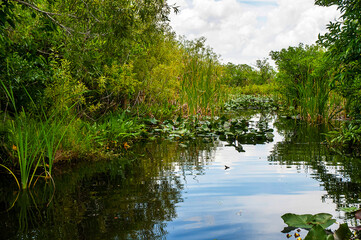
[12,0,75,35]
[13,0,62,16]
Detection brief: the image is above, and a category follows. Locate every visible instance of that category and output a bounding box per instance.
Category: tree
[316,0,361,117]
[270,44,327,110]
[255,58,275,85]
[222,63,254,86]
[0,0,179,115]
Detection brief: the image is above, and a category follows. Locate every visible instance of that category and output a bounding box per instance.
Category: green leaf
[282,213,336,229]
[282,213,314,228]
[305,225,332,240]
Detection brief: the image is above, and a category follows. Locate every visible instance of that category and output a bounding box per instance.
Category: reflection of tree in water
[0,138,217,240]
[269,117,361,215]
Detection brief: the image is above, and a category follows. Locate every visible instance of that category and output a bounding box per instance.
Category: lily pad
[304,225,333,240]
[282,213,336,229]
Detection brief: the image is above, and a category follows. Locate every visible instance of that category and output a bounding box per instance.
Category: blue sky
[168,0,340,66]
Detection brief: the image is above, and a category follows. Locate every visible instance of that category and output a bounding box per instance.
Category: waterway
[1,113,360,239]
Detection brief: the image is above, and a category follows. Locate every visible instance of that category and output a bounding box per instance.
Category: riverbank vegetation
[270,0,361,153]
[1,0,361,189]
[0,0,277,189]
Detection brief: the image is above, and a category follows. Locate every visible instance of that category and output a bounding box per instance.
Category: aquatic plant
[90,111,145,150]
[0,81,43,189]
[324,120,361,156]
[224,95,278,111]
[281,212,360,240]
[0,80,74,189]
[145,114,274,152]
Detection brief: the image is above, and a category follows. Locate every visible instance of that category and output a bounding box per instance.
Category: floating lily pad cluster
[224,95,278,111]
[144,115,274,150]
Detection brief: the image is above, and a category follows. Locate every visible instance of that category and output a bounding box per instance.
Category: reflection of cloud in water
[183,215,216,229]
[167,191,338,239]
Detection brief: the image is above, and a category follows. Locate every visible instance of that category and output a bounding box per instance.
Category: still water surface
[1,113,360,239]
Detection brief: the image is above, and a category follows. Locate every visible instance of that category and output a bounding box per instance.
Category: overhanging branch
[12,0,74,35]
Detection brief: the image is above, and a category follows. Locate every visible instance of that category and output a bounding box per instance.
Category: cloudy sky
[168,0,340,66]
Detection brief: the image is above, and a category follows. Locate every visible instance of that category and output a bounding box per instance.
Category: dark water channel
[1,113,361,240]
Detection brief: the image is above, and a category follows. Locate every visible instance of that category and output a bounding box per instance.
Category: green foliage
[270,43,340,123]
[316,0,361,118]
[255,58,275,85]
[224,95,278,111]
[221,59,275,87]
[222,63,257,86]
[314,0,361,148]
[147,114,274,151]
[90,111,145,149]
[45,59,87,114]
[95,62,140,112]
[1,81,55,189]
[0,0,180,116]
[0,1,16,29]
[133,33,183,118]
[282,213,352,240]
[179,37,227,117]
[282,213,336,229]
[231,82,278,96]
[325,120,361,154]
[270,44,323,107]
[305,224,334,240]
[332,223,353,240]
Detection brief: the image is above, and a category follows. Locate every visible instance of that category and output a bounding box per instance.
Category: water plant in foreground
[281,212,361,239]
[1,81,42,190]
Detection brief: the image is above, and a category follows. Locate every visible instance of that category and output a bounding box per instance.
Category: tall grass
[297,73,343,124]
[1,82,41,189]
[40,110,76,176]
[180,56,227,117]
[1,81,74,189]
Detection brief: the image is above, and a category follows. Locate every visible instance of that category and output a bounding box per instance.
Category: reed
[180,56,226,117]
[297,72,341,123]
[1,80,74,189]
[1,81,43,189]
[40,111,76,176]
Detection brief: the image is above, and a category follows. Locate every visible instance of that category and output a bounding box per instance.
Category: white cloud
[168,0,340,65]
